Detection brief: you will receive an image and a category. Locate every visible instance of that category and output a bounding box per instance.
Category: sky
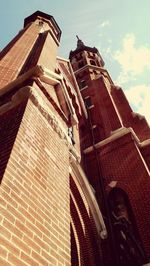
[0,0,150,124]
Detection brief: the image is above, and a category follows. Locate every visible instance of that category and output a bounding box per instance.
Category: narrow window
[79,80,87,89]
[84,97,92,108]
[90,60,96,66]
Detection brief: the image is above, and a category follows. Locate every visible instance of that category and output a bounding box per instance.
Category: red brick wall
[85,132,150,260]
[0,23,40,89]
[0,90,71,265]
[70,35,150,264]
[0,17,59,90]
[78,77,123,150]
[0,102,27,184]
[37,32,58,71]
[92,78,122,137]
[140,144,150,170]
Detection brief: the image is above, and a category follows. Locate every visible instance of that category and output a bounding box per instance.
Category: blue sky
[0,0,150,123]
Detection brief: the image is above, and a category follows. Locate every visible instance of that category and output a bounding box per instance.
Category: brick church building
[0,11,150,266]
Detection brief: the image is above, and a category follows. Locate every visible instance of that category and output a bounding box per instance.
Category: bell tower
[69,37,123,150]
[70,39,150,266]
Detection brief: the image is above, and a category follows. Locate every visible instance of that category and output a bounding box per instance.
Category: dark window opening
[90,60,96,66]
[79,80,87,89]
[108,188,147,266]
[87,52,95,59]
[84,97,92,108]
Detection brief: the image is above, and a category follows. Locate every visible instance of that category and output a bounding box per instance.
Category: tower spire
[76,35,85,49]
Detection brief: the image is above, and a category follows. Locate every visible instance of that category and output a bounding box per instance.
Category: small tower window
[84,97,93,108]
[90,60,96,66]
[79,80,87,89]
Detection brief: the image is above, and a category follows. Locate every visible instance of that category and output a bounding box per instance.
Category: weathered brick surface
[0,23,40,89]
[0,91,71,265]
[0,102,26,183]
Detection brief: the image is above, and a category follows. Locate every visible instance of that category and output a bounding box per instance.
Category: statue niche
[108,188,147,266]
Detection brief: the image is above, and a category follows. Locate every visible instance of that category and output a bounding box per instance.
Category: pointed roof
[69,36,98,59]
[76,35,85,49]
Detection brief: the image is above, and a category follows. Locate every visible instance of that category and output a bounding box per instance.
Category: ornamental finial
[76,35,85,49]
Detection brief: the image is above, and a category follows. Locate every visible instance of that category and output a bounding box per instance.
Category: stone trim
[74,64,104,75]
[83,127,139,154]
[69,153,107,239]
[69,145,81,163]
[134,141,150,175]
[0,64,79,126]
[0,86,72,146]
[57,57,88,119]
[139,139,150,148]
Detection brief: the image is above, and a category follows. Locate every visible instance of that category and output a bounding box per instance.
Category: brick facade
[70,37,150,265]
[0,10,149,266]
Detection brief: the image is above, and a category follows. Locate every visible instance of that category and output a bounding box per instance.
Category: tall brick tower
[0,12,107,266]
[70,37,150,266]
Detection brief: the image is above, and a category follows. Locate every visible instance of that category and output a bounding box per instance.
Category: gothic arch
[69,156,107,265]
[70,220,80,266]
[70,188,93,266]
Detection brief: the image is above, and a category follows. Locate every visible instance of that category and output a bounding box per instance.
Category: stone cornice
[0,64,78,126]
[139,139,150,148]
[83,127,140,154]
[0,86,72,146]
[74,64,104,75]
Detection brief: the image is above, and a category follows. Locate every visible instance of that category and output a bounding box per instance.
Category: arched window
[90,59,96,66]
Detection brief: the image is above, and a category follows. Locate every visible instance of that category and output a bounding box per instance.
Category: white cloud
[113,34,150,84]
[100,20,110,28]
[124,84,150,124]
[105,47,111,55]
[113,34,150,124]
